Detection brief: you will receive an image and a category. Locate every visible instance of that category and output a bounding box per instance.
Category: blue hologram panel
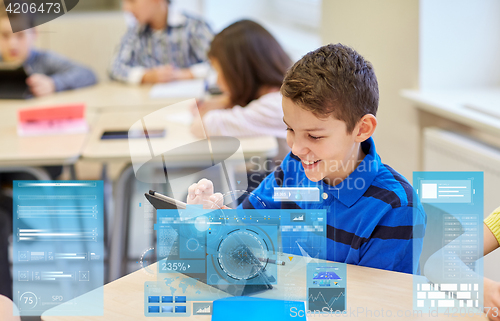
[13,181,104,316]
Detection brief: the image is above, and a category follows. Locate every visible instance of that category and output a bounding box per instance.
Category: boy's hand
[26,74,56,97]
[142,65,193,84]
[197,94,231,117]
[187,178,227,209]
[190,95,232,137]
[484,278,500,320]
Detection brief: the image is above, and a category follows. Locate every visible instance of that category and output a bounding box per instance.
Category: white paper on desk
[149,79,205,99]
[166,111,193,125]
[17,119,89,137]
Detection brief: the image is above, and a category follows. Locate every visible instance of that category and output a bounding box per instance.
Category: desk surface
[0,82,189,166]
[402,88,500,136]
[82,108,278,163]
[0,107,97,166]
[0,82,238,167]
[0,82,183,112]
[41,257,487,321]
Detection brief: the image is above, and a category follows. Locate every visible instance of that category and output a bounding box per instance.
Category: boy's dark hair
[208,19,292,107]
[280,43,379,133]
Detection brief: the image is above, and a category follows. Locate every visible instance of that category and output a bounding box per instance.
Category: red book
[17,103,88,137]
[18,103,85,122]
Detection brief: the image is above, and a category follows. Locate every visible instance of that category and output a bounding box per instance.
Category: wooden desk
[0,82,184,112]
[0,107,97,167]
[0,105,97,179]
[0,81,181,176]
[41,257,487,321]
[82,109,278,163]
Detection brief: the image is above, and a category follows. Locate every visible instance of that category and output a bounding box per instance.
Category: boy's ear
[354,114,377,142]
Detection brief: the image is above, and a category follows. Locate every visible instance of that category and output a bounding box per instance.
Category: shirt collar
[167,6,187,27]
[321,137,381,208]
[139,6,186,33]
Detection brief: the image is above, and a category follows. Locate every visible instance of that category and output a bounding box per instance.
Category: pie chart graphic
[217,229,269,281]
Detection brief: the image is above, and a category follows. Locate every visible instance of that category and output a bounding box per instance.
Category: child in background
[191,20,292,159]
[484,207,500,321]
[0,295,20,321]
[188,44,426,274]
[0,10,97,97]
[424,207,500,320]
[110,0,213,84]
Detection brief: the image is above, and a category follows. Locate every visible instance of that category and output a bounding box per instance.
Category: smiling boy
[187,44,426,274]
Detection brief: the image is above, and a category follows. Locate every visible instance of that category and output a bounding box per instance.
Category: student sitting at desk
[484,208,500,320]
[190,20,292,160]
[109,0,213,85]
[423,207,500,320]
[0,10,97,97]
[187,44,427,274]
[0,295,20,321]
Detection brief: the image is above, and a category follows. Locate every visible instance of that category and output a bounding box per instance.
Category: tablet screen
[101,129,166,140]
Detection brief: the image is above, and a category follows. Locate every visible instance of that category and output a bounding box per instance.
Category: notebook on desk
[149,79,206,99]
[0,64,32,99]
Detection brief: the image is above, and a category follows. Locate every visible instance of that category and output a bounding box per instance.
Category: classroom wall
[35,11,128,82]
[320,0,420,181]
[420,0,500,90]
[32,0,320,81]
[203,0,268,31]
[203,0,321,62]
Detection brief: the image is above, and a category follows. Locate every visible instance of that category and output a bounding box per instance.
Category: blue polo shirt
[238,137,426,274]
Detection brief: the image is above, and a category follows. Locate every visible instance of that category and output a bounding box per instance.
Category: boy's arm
[238,166,289,210]
[38,51,97,91]
[187,156,293,210]
[199,96,284,137]
[358,206,426,274]
[186,174,280,210]
[484,207,500,255]
[0,295,20,321]
[109,28,145,84]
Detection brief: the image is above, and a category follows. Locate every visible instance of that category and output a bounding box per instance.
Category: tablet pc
[0,64,32,99]
[145,190,274,297]
[101,129,166,140]
[144,190,186,209]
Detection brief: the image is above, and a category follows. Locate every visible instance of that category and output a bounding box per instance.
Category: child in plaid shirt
[110,0,213,85]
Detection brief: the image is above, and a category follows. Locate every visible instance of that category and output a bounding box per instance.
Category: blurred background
[3,0,500,300]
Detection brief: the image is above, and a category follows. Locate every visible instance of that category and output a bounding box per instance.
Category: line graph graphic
[308,288,346,312]
[193,302,213,315]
